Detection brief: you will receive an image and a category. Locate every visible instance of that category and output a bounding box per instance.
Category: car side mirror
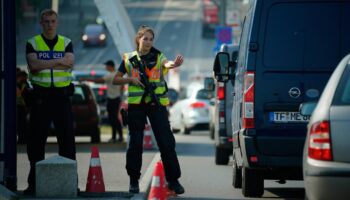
[213,52,230,82]
[204,77,215,91]
[299,102,317,116]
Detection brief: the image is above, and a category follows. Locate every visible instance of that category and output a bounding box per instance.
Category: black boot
[168,180,185,195]
[129,179,139,194]
[23,185,35,196]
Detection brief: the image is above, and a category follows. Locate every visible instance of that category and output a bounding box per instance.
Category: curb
[131,153,160,200]
[0,185,19,200]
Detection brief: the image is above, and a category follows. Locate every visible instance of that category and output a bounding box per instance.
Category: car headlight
[82,35,88,41]
[99,34,106,40]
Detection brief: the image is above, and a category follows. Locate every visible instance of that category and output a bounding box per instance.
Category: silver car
[169,88,213,135]
[301,54,350,200]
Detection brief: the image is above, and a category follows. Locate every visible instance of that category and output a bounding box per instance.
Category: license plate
[269,112,310,123]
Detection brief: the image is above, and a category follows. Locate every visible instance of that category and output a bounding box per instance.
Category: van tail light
[308,121,332,161]
[242,72,255,129]
[217,82,225,100]
[190,102,206,108]
[219,111,225,123]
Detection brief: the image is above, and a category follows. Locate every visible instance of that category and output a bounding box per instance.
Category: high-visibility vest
[27,34,73,88]
[124,51,169,106]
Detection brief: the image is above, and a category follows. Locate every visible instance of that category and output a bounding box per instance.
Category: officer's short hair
[40,9,58,21]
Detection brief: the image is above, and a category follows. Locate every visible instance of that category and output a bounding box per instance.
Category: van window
[263,2,350,71]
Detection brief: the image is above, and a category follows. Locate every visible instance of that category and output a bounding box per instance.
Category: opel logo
[289,87,301,98]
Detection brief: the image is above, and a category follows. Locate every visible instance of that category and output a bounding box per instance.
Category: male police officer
[24,9,76,195]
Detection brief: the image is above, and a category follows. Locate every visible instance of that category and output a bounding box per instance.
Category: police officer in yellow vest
[24,9,76,195]
[114,25,185,195]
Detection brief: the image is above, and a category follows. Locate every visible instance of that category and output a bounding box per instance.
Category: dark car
[71,82,101,143]
[72,70,108,124]
[301,54,350,200]
[206,43,238,165]
[213,0,350,197]
[48,82,101,143]
[82,24,107,47]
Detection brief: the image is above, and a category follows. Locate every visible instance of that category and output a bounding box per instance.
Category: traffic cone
[148,161,167,200]
[86,146,105,192]
[143,123,154,150]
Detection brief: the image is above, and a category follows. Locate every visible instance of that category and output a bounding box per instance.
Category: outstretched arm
[162,55,184,69]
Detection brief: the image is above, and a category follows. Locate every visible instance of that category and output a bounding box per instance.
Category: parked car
[207,44,238,165]
[49,82,101,143]
[72,70,108,124]
[82,24,107,47]
[71,82,101,143]
[213,0,350,197]
[301,54,350,200]
[169,88,213,135]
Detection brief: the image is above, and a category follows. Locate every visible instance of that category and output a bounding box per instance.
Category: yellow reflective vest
[124,51,169,106]
[27,34,72,88]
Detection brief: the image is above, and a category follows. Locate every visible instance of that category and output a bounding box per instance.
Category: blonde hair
[134,25,155,50]
[40,9,58,21]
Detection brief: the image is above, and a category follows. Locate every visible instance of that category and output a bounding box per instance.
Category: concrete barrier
[36,155,77,198]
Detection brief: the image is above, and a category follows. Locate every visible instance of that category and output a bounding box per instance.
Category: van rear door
[254,1,350,157]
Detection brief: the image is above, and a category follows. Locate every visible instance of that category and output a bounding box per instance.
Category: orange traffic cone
[148,161,167,200]
[86,146,105,192]
[143,123,154,150]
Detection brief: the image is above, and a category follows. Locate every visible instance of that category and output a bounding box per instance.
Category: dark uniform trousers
[126,104,181,183]
[27,86,76,188]
[107,97,123,140]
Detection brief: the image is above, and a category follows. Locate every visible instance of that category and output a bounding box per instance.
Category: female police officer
[113,25,184,194]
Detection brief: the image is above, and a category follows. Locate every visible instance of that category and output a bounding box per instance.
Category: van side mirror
[213,52,230,82]
[204,77,215,91]
[299,102,317,116]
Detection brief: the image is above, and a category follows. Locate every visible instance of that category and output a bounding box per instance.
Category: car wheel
[242,167,264,197]
[184,127,191,135]
[91,126,101,143]
[232,160,242,188]
[180,115,191,135]
[215,146,230,165]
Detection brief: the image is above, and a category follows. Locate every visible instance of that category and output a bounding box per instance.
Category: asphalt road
[172,131,305,200]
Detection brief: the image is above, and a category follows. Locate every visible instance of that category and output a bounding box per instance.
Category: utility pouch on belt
[121,108,128,126]
[67,82,75,97]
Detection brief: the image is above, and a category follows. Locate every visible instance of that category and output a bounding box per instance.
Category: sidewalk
[7,127,160,200]
[1,149,160,200]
